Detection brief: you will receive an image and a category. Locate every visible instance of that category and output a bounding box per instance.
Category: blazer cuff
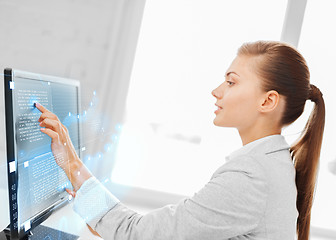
[73,177,120,228]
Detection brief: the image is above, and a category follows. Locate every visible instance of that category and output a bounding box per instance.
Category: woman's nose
[212,88,221,99]
[212,90,216,98]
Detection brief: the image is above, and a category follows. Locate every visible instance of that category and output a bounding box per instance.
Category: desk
[42,202,101,240]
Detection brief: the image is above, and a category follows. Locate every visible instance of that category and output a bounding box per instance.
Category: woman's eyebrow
[226,71,240,78]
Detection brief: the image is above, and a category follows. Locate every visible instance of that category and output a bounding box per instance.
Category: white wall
[0,0,146,230]
[0,0,146,177]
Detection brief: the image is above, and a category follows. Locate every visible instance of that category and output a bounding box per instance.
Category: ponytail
[290,84,325,240]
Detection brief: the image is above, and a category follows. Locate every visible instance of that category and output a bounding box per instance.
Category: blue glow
[62,114,77,128]
[95,152,103,160]
[104,143,112,152]
[53,90,122,179]
[84,155,91,162]
[19,150,25,157]
[57,184,65,192]
[29,95,39,111]
[111,134,118,142]
[65,181,71,188]
[115,124,122,131]
[61,88,100,127]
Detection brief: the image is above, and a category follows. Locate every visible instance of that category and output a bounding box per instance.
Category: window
[111,0,288,196]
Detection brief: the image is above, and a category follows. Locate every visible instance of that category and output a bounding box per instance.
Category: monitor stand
[0,225,79,240]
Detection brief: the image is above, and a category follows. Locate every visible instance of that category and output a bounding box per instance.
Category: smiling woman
[35,39,325,239]
[212,55,284,144]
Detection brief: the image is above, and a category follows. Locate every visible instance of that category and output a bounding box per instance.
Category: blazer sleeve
[73,157,268,240]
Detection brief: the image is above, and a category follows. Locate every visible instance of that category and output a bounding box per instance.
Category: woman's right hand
[36,102,77,170]
[35,102,92,191]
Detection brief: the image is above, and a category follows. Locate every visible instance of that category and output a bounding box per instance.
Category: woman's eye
[226,81,234,86]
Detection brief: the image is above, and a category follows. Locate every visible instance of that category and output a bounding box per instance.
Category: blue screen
[12,76,80,230]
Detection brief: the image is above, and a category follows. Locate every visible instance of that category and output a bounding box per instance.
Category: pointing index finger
[35,102,49,113]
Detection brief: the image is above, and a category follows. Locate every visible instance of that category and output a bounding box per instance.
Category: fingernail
[35,102,40,107]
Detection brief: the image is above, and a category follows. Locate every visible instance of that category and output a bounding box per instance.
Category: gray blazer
[73,134,298,239]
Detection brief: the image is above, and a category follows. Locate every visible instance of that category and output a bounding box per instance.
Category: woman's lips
[214,104,222,114]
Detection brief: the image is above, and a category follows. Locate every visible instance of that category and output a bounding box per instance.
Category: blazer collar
[225,134,290,162]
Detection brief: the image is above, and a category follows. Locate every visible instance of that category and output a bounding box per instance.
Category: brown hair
[237,41,325,240]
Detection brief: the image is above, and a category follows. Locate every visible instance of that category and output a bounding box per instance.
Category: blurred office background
[0,0,335,238]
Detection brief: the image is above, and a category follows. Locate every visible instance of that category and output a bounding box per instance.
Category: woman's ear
[260,90,280,113]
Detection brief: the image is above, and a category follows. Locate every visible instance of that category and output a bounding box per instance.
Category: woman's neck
[238,124,282,146]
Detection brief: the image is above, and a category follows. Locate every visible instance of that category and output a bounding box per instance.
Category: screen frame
[4,68,82,239]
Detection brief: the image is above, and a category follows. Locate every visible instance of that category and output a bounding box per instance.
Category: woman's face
[212,55,264,131]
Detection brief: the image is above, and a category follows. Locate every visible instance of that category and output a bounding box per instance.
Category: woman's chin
[213,118,223,127]
[213,117,231,127]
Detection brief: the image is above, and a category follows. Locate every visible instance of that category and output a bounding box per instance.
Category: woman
[36,40,325,240]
